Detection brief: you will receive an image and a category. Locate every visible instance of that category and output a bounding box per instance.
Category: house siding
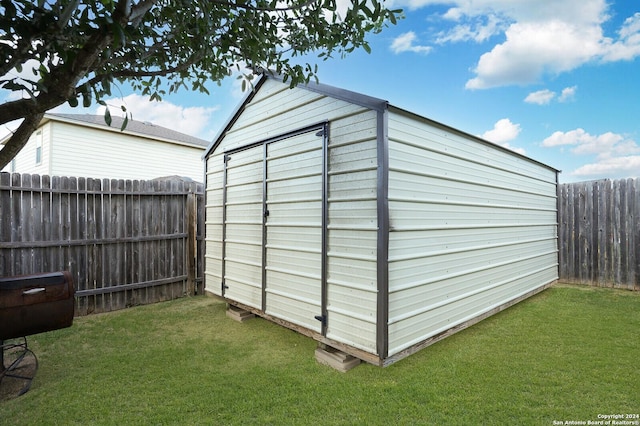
[2,123,51,175]
[385,110,558,355]
[49,121,204,181]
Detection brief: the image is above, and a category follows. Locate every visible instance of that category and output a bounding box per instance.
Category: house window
[35,130,42,165]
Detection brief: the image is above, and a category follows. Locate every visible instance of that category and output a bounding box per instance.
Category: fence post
[186,190,197,296]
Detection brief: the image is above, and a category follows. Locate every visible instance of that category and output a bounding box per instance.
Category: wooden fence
[558,178,639,290]
[3,171,636,317]
[0,172,204,315]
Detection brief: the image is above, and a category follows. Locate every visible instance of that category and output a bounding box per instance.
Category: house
[203,72,559,367]
[1,113,208,181]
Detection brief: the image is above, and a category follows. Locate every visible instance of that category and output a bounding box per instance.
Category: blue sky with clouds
[3,0,639,183]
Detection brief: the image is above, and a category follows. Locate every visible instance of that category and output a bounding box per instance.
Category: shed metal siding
[204,78,380,353]
[326,111,379,352]
[221,145,264,308]
[386,110,558,355]
[264,130,324,332]
[204,154,224,295]
[204,76,559,364]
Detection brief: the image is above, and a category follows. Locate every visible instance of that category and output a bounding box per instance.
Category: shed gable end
[204,78,381,354]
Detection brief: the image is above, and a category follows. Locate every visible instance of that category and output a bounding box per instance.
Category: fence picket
[0,172,204,315]
[559,178,640,290]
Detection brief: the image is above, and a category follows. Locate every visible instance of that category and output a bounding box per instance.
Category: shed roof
[41,113,209,149]
[204,72,559,173]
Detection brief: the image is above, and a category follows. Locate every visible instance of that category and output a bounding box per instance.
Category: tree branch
[89,49,210,84]
[56,0,81,30]
[0,26,116,125]
[209,0,321,12]
[0,112,45,170]
[129,0,160,25]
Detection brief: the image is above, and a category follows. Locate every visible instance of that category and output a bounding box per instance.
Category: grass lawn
[1,283,638,425]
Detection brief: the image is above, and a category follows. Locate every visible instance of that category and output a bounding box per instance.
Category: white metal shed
[203,73,559,366]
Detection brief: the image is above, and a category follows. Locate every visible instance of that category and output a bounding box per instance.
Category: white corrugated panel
[264,131,323,332]
[213,79,368,157]
[388,265,558,353]
[223,146,264,308]
[386,109,558,356]
[204,154,225,295]
[204,79,380,354]
[325,112,379,352]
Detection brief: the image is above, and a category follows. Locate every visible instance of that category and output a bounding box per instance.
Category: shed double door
[223,126,326,333]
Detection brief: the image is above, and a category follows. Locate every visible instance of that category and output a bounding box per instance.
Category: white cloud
[442,7,464,21]
[397,0,640,89]
[601,12,640,61]
[390,32,433,54]
[436,13,504,43]
[524,86,577,104]
[1,58,46,102]
[524,89,556,105]
[466,19,603,89]
[91,94,219,139]
[481,118,521,143]
[570,132,628,157]
[542,128,640,178]
[572,156,640,178]
[558,85,577,102]
[541,128,638,157]
[480,118,525,154]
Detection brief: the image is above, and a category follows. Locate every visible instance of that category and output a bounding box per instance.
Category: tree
[0,0,400,169]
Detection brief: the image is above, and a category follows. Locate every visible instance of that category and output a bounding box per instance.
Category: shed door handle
[23,287,46,295]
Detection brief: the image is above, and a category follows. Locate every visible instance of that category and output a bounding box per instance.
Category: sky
[2,0,640,183]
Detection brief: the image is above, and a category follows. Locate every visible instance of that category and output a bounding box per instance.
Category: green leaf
[104,108,112,126]
[112,22,126,48]
[82,91,91,108]
[0,0,402,142]
[120,114,129,131]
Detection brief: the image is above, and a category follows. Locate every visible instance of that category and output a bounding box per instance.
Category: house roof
[41,113,210,148]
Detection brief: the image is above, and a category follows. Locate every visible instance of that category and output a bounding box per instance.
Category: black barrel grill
[0,271,75,397]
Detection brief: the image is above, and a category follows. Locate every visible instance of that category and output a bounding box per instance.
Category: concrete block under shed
[315,346,361,372]
[226,305,255,323]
